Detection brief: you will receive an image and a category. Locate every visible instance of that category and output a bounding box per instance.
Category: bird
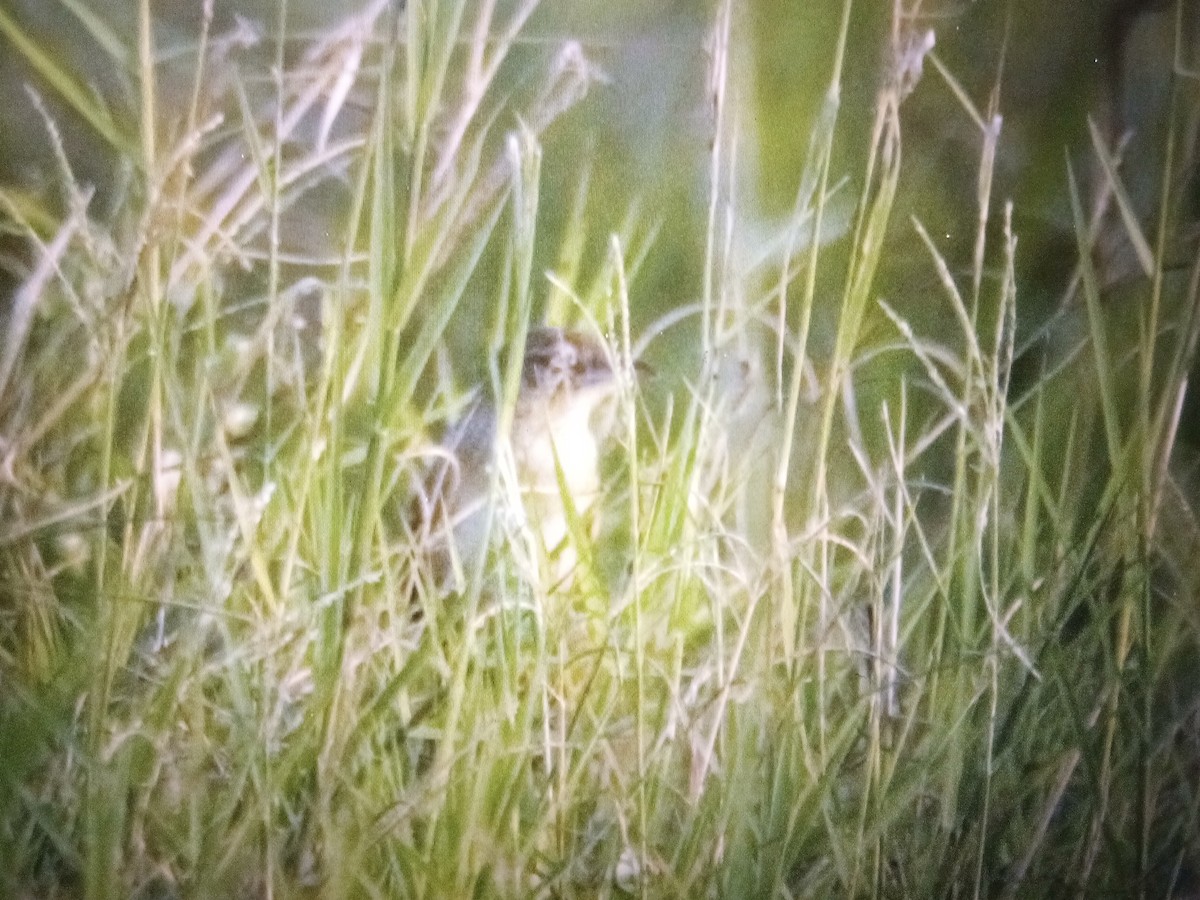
[411,326,621,594]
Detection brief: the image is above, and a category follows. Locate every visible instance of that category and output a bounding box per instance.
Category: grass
[1,0,1199,897]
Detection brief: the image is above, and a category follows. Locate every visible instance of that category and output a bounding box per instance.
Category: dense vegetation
[1,1,1198,897]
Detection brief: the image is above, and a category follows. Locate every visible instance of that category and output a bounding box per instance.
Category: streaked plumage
[413,327,618,590]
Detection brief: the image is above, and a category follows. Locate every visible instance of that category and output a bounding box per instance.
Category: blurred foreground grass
[1,1,1200,897]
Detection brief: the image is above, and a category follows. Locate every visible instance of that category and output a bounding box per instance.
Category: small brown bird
[414,326,620,591]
